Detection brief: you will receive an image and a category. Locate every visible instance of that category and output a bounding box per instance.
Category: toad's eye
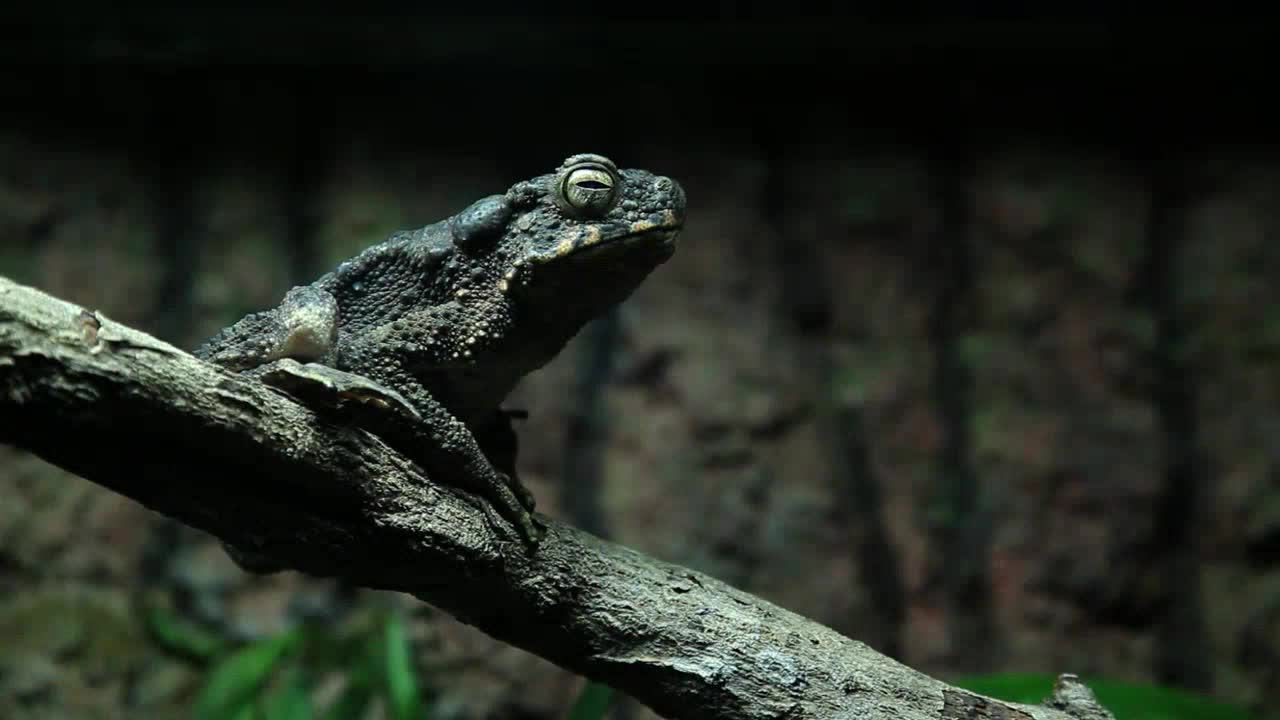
[557,163,619,217]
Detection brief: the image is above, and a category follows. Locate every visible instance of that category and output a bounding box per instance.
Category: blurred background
[1,7,1277,720]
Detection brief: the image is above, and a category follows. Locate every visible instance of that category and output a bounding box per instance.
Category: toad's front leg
[371,366,543,548]
[256,359,544,550]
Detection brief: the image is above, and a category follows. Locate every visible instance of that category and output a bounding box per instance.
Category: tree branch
[0,275,1107,720]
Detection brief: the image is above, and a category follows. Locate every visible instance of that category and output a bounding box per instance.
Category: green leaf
[320,679,375,720]
[566,680,613,720]
[382,611,425,720]
[318,623,383,720]
[957,333,991,367]
[950,673,1254,720]
[261,668,313,720]
[950,672,1054,704]
[194,630,303,720]
[144,604,231,662]
[1088,678,1252,720]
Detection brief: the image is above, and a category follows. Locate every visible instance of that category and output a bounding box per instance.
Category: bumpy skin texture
[194,154,685,548]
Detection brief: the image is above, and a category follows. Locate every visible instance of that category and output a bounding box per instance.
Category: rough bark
[0,275,1110,720]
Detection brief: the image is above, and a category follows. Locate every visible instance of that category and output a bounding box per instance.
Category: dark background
[3,8,1279,719]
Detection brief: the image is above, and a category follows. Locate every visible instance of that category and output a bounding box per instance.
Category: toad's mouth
[565,226,681,262]
[528,210,684,265]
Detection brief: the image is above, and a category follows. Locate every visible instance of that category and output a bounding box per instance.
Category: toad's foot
[475,408,537,515]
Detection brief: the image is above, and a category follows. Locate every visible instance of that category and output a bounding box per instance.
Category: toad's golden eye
[555,160,619,217]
